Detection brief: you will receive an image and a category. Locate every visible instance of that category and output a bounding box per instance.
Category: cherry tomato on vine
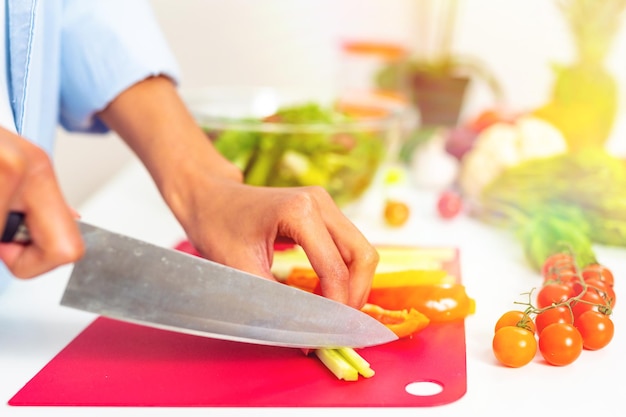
[571,287,610,319]
[574,310,614,351]
[494,310,536,334]
[538,323,583,366]
[582,263,614,288]
[436,190,463,219]
[542,253,578,283]
[492,326,537,368]
[535,305,573,335]
[536,283,574,308]
[582,278,616,308]
[542,252,575,273]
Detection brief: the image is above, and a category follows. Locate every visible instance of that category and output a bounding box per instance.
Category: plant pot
[409,72,470,127]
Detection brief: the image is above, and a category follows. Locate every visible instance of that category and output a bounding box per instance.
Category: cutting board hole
[405,380,444,397]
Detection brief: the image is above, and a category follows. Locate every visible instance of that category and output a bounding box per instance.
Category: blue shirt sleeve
[59,0,181,133]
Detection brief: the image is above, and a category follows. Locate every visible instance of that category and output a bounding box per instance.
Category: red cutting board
[9,244,467,407]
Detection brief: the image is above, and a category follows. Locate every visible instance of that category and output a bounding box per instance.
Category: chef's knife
[2,211,397,349]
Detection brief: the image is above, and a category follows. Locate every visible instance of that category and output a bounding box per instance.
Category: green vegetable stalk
[474,149,626,271]
[315,347,375,381]
[244,133,285,186]
[516,205,596,271]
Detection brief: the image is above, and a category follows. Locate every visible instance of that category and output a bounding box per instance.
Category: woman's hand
[99,76,378,308]
[178,179,379,309]
[0,129,84,278]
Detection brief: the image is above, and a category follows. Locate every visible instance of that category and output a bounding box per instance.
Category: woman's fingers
[0,131,84,278]
[282,186,378,308]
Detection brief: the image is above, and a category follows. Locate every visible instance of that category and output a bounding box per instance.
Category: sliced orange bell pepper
[284,267,474,325]
[368,283,475,322]
[360,303,430,339]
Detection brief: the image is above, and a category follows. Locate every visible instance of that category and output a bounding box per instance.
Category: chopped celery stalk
[315,349,358,381]
[336,347,375,378]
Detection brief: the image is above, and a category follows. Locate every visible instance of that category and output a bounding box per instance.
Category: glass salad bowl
[184,86,414,206]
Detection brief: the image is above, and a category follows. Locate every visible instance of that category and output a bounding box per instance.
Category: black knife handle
[1,211,30,244]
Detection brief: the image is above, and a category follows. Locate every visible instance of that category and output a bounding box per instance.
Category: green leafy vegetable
[474,149,626,270]
[206,103,387,206]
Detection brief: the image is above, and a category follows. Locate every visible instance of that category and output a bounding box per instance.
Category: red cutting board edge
[8,243,467,408]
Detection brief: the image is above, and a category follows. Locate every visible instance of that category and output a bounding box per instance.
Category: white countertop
[2,158,625,416]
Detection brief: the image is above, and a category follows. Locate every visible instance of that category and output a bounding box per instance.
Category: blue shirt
[0,0,180,285]
[7,0,180,153]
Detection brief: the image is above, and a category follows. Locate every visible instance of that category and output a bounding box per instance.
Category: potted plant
[376,0,501,127]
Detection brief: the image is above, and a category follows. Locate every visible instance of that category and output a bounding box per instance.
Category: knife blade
[2,212,397,349]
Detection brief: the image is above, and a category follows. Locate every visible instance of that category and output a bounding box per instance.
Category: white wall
[54,0,626,207]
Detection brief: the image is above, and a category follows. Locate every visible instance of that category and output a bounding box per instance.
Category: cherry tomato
[572,278,616,309]
[384,200,410,227]
[436,191,463,219]
[538,322,583,366]
[542,252,575,273]
[590,278,616,308]
[536,283,574,308]
[589,278,615,307]
[574,310,614,351]
[492,326,537,368]
[542,253,578,283]
[582,263,614,287]
[494,310,536,334]
[571,286,610,319]
[535,305,573,335]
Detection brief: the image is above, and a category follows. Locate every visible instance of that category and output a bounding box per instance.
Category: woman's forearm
[97,76,242,222]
